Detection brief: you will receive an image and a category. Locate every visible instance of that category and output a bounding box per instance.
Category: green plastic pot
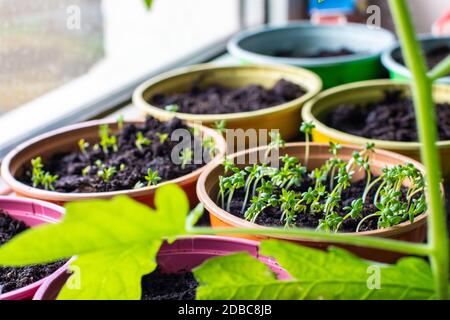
[228,22,395,89]
[301,79,450,178]
[133,64,322,143]
[381,35,450,84]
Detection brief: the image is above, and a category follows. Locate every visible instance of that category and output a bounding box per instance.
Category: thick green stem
[189,227,430,256]
[389,0,449,300]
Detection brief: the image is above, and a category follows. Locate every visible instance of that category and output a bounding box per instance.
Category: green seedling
[165,104,179,112]
[179,148,193,169]
[156,132,169,144]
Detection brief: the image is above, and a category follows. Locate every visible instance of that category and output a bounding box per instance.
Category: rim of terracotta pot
[197,142,431,239]
[0,119,226,202]
[132,63,322,123]
[33,235,289,300]
[0,196,71,300]
[302,79,450,151]
[227,21,395,67]
[381,35,450,83]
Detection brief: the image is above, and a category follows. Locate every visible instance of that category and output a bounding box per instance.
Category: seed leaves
[261,240,437,299]
[194,240,438,300]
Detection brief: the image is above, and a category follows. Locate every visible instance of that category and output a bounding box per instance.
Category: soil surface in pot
[273,48,356,58]
[396,45,450,77]
[141,268,198,300]
[150,79,305,114]
[19,117,214,193]
[225,175,416,232]
[0,210,65,294]
[324,90,450,142]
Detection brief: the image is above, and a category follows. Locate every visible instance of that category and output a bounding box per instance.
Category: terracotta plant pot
[0,120,226,207]
[381,35,450,85]
[133,64,322,143]
[33,236,290,300]
[197,142,432,263]
[0,196,69,300]
[227,22,395,88]
[301,79,450,178]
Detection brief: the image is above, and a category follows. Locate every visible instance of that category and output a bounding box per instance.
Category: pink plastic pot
[34,236,289,300]
[0,196,68,300]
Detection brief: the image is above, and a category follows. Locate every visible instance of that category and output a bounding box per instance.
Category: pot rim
[0,119,226,202]
[0,196,71,300]
[132,63,322,122]
[302,79,450,150]
[381,34,450,82]
[197,142,430,239]
[227,21,395,67]
[33,235,287,300]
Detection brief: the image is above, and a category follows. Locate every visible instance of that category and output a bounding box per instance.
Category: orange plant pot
[1,119,226,208]
[197,142,435,262]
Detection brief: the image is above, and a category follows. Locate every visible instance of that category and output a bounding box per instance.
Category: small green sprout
[133,181,145,189]
[156,132,169,144]
[119,163,126,171]
[117,115,124,130]
[190,126,201,136]
[300,121,315,168]
[78,139,90,156]
[135,131,151,151]
[202,136,217,158]
[99,124,118,154]
[97,166,117,182]
[144,168,161,186]
[265,131,285,159]
[179,148,193,169]
[165,104,179,112]
[41,172,59,191]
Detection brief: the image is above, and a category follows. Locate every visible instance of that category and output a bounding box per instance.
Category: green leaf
[260,240,437,300]
[58,242,161,300]
[194,240,438,300]
[0,184,188,266]
[144,0,154,10]
[194,252,303,300]
[185,203,204,229]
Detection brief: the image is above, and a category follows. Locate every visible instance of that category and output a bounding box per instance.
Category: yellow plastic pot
[302,79,450,178]
[133,64,322,143]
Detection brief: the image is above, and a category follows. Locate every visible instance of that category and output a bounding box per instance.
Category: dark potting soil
[324,90,450,142]
[20,117,212,193]
[444,182,450,232]
[396,45,450,77]
[141,268,198,300]
[273,48,356,58]
[150,79,305,115]
[226,175,414,232]
[0,209,65,294]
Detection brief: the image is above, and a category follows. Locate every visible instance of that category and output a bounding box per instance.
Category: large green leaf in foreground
[194,240,437,300]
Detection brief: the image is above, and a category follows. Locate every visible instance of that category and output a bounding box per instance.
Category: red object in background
[432,10,450,36]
